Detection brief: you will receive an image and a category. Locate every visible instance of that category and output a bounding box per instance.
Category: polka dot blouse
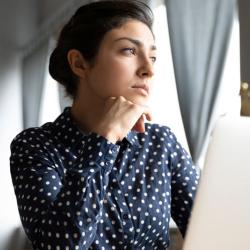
[10,107,200,250]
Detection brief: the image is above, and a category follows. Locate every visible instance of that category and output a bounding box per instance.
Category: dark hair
[49,0,154,98]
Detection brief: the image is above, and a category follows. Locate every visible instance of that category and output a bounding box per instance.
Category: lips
[131,84,149,95]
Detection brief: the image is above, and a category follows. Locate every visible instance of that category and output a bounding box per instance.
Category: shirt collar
[125,130,141,147]
[52,107,86,148]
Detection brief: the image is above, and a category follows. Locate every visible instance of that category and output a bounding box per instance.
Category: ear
[67,49,89,78]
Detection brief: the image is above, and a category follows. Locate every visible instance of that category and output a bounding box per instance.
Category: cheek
[107,58,132,75]
[98,60,134,90]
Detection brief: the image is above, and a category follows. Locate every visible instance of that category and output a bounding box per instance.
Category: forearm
[10,132,120,249]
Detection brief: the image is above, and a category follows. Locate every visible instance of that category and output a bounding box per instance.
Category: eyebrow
[113,37,157,51]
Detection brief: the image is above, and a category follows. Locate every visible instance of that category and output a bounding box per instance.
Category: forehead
[102,20,155,48]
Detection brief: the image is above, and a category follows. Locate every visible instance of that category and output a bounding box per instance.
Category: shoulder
[10,122,54,152]
[144,122,178,143]
[143,123,190,159]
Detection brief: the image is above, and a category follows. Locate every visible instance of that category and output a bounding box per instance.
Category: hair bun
[49,45,76,96]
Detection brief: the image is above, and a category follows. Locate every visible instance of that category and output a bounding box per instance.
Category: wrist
[93,126,119,144]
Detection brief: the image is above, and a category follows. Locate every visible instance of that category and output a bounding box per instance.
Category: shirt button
[122,213,129,220]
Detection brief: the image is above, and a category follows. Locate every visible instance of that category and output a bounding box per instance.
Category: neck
[70,92,104,134]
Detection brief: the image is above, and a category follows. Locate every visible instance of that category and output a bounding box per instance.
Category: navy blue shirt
[10,107,200,250]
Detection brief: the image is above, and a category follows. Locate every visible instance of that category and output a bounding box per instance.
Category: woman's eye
[122,48,136,55]
[150,56,157,63]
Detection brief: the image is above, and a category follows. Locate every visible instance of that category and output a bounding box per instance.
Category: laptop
[182,115,250,250]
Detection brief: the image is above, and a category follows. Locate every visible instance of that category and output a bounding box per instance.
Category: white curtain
[165,0,236,164]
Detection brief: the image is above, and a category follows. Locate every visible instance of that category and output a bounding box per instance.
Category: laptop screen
[182,115,250,250]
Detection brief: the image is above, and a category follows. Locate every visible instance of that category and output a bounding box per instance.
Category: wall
[0,1,83,248]
[0,1,39,249]
[38,0,68,24]
[0,42,23,249]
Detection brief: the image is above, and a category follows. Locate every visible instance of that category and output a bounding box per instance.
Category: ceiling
[0,0,68,50]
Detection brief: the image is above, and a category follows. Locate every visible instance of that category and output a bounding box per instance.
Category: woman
[10,1,200,249]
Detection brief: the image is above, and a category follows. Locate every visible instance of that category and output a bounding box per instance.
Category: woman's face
[82,20,156,106]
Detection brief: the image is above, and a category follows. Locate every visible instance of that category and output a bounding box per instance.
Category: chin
[127,96,150,106]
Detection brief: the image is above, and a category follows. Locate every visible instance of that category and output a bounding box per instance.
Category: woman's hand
[92,96,152,143]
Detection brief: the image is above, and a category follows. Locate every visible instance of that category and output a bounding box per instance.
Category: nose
[137,56,154,78]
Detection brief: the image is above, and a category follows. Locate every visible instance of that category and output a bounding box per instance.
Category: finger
[132,115,145,133]
[140,106,152,122]
[138,115,145,132]
[144,111,153,121]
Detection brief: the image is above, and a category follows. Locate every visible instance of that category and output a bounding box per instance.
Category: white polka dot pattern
[10,107,200,249]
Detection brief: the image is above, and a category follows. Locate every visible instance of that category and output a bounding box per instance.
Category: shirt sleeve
[167,129,200,237]
[10,130,120,250]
